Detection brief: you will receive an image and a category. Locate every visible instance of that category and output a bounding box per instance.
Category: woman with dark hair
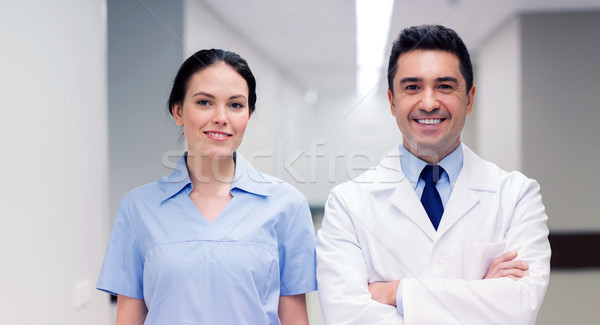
[97,49,317,324]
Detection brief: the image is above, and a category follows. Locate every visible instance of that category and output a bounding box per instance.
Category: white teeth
[207,132,228,137]
[417,119,442,125]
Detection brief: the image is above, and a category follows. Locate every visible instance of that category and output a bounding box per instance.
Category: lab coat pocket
[463,241,506,280]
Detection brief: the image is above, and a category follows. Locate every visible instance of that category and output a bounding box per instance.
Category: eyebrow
[436,76,459,84]
[228,94,247,101]
[399,77,422,84]
[399,76,459,84]
[192,91,214,98]
[192,92,247,101]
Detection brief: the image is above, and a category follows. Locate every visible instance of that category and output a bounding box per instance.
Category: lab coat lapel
[373,147,437,241]
[435,172,479,237]
[389,185,437,241]
[436,145,496,238]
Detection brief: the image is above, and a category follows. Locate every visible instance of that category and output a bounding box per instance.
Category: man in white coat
[316,25,550,324]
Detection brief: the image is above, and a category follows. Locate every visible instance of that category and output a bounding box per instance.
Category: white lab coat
[316,145,550,325]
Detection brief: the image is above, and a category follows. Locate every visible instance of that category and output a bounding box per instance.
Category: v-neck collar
[159,152,272,204]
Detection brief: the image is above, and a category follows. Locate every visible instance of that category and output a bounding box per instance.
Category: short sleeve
[96,200,145,299]
[278,198,317,296]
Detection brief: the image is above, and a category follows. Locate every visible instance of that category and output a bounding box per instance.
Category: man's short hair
[387,25,473,95]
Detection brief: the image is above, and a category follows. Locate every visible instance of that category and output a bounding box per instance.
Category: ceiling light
[355,0,394,97]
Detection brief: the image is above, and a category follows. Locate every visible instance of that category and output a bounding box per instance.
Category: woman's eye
[230,102,243,109]
[197,100,210,106]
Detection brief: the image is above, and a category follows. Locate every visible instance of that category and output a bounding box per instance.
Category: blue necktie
[420,165,444,230]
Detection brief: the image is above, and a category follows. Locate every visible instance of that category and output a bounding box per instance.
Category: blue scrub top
[97,152,317,324]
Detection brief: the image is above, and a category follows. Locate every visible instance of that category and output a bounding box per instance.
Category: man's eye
[439,84,453,90]
[405,85,419,91]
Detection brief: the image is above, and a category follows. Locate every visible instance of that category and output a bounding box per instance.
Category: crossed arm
[368,250,530,307]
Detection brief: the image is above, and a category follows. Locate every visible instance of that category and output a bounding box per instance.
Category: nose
[212,106,228,126]
[419,89,439,112]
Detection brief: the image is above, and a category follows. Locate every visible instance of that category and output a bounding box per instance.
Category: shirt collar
[399,143,464,187]
[231,152,272,197]
[159,152,192,202]
[159,151,271,202]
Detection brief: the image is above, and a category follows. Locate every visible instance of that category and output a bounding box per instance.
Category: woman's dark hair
[387,25,473,95]
[168,49,257,115]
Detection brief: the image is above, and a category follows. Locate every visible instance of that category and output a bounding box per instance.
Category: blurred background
[2,0,600,324]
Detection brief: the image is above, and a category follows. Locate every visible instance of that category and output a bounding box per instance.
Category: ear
[466,85,475,115]
[388,89,397,117]
[172,103,184,126]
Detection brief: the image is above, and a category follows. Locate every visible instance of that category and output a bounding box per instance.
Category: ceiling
[202,0,600,96]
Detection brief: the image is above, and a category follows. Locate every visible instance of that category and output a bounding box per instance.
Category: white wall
[521,11,600,231]
[475,17,522,172]
[0,0,111,324]
[474,11,600,324]
[520,12,600,323]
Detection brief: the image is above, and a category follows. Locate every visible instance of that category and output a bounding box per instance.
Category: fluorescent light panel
[355,0,394,96]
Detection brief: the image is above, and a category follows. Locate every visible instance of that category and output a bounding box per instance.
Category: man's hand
[484,251,529,281]
[368,280,400,306]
